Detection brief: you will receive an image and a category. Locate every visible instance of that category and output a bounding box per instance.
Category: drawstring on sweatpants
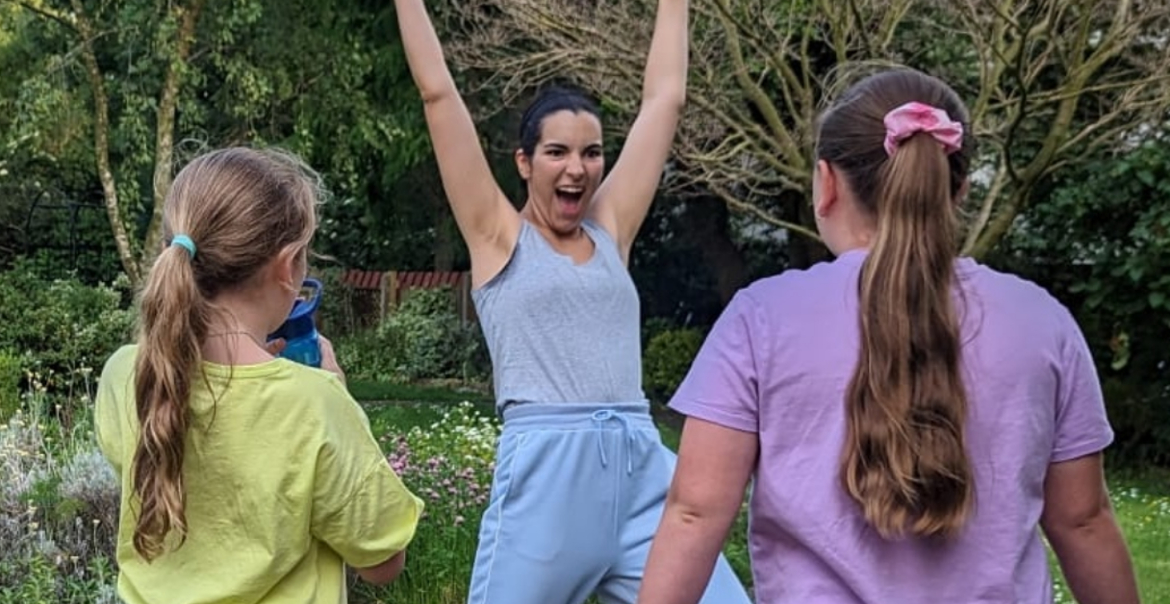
[591,409,634,475]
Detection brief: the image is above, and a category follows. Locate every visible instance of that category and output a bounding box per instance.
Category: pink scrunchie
[883,101,963,157]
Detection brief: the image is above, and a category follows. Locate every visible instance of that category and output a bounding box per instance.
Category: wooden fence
[337,269,475,325]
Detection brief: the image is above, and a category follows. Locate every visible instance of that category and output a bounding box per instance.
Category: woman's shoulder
[735,252,866,308]
[958,258,1074,318]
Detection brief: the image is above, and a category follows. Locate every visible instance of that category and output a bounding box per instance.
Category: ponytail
[131,243,211,561]
[841,131,973,539]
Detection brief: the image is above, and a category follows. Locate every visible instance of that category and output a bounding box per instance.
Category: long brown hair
[131,147,320,561]
[815,69,976,539]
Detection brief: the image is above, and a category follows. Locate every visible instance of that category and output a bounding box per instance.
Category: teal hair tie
[171,234,196,258]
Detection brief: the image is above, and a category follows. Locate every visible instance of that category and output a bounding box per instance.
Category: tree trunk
[681,197,748,305]
[968,186,1033,259]
[69,1,141,285]
[141,0,209,276]
[432,193,455,271]
[783,194,828,269]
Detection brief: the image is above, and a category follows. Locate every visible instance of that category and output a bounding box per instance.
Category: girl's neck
[202,306,276,366]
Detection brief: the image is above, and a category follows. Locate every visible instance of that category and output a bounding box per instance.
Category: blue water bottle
[269,278,324,367]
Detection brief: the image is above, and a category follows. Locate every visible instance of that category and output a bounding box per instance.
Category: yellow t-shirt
[94,344,423,604]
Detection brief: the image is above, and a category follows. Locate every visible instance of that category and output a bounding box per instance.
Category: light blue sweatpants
[467,402,751,604]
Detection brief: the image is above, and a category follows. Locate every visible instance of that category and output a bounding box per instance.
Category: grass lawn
[347,379,492,404]
[359,390,1170,603]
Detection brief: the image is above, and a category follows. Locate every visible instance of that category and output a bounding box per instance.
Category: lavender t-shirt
[669,249,1114,604]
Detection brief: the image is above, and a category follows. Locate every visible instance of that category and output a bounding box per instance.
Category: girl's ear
[270,244,303,294]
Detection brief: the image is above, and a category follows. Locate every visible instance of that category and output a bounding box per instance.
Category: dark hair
[518,84,601,157]
[816,68,976,539]
[131,147,320,561]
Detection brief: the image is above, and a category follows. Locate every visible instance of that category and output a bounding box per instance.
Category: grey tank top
[472,219,646,409]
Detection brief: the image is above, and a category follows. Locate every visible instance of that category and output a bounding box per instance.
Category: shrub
[0,266,134,426]
[387,287,487,382]
[1100,376,1170,466]
[0,402,120,601]
[335,325,406,384]
[992,140,1170,465]
[643,327,706,404]
[641,316,676,348]
[337,287,490,384]
[0,350,19,422]
[314,266,380,339]
[0,267,133,373]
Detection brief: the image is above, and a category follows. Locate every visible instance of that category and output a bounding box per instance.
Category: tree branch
[707,181,822,242]
[710,0,805,170]
[8,0,74,30]
[444,0,1170,260]
[961,157,1009,253]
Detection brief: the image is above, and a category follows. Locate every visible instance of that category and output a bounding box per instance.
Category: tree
[444,0,1170,259]
[4,0,208,285]
[2,0,437,282]
[950,0,1170,257]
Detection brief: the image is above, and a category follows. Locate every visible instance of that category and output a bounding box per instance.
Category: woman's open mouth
[555,187,585,217]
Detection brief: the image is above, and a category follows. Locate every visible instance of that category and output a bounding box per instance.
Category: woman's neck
[520,205,585,243]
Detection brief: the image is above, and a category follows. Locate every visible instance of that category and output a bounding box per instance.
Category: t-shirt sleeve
[1051,311,1114,462]
[94,345,136,478]
[310,382,424,569]
[668,290,761,433]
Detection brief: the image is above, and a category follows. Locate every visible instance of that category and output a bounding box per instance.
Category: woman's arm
[590,0,688,263]
[637,417,756,604]
[1041,453,1139,604]
[394,0,519,286]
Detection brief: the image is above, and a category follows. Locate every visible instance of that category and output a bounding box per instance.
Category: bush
[643,327,706,404]
[0,350,19,422]
[0,401,120,602]
[335,326,405,384]
[1100,376,1170,467]
[993,140,1170,465]
[0,265,134,421]
[314,266,380,339]
[641,316,676,348]
[337,287,489,384]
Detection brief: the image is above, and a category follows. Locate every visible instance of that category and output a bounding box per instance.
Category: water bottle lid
[287,278,323,320]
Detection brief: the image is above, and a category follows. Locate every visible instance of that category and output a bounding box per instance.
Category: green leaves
[1148,291,1166,311]
[2,0,444,277]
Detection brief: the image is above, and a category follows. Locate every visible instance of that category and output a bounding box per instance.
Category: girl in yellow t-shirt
[94,147,423,604]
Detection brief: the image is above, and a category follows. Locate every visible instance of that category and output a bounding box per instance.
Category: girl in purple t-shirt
[636,68,1140,604]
